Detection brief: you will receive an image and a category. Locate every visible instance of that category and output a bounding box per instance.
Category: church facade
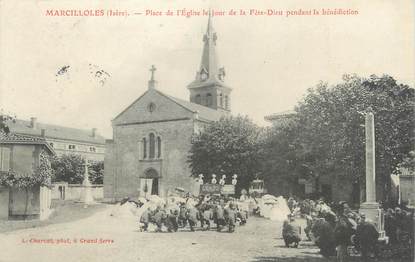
[103,16,232,200]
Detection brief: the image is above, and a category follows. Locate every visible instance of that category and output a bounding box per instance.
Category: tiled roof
[7,119,106,145]
[0,131,45,143]
[160,91,226,122]
[264,110,297,121]
[0,131,55,154]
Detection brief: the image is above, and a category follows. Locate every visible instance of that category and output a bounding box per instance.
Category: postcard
[0,1,414,262]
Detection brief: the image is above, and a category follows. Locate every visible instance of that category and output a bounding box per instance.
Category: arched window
[195,94,201,104]
[206,93,212,106]
[225,95,229,109]
[157,136,161,158]
[219,93,223,108]
[142,137,147,159]
[149,133,155,159]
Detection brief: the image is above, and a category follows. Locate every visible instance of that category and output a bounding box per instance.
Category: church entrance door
[151,178,158,195]
[140,168,160,197]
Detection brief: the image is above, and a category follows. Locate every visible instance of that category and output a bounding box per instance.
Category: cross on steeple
[150,65,156,81]
[148,65,157,89]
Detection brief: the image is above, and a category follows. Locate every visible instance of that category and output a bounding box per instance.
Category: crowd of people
[384,207,414,245]
[282,197,414,261]
[125,195,249,233]
[114,192,414,260]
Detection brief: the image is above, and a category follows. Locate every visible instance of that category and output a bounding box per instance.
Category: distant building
[391,167,415,208]
[264,110,296,128]
[7,117,106,161]
[0,131,54,220]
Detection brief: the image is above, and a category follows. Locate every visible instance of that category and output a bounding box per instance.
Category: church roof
[112,88,227,123]
[0,131,55,154]
[161,91,226,122]
[7,119,106,145]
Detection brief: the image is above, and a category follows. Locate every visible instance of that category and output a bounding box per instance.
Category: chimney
[92,128,97,138]
[41,129,46,138]
[30,117,37,129]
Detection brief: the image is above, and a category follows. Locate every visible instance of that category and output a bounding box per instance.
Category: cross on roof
[150,65,156,81]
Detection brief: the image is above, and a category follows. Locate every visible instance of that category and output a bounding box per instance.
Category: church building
[103,16,232,200]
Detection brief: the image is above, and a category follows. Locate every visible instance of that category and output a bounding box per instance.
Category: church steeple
[188,12,231,113]
[200,13,219,81]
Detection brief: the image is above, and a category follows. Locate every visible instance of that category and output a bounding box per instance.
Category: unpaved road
[0,205,325,262]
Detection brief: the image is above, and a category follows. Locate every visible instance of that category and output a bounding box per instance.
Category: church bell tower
[187,13,232,113]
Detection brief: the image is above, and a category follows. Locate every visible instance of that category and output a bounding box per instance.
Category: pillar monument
[359,107,387,241]
[79,158,95,205]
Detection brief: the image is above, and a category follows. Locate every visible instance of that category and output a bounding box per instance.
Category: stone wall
[66,185,103,200]
[51,183,104,200]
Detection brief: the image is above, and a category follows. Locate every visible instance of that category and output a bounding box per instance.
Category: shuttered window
[0,146,11,171]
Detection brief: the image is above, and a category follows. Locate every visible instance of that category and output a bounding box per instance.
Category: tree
[261,119,306,196]
[188,115,264,193]
[88,160,104,184]
[51,154,85,184]
[0,114,16,134]
[51,154,104,184]
[280,74,414,201]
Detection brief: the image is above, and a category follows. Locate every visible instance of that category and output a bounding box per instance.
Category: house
[7,117,106,162]
[0,131,54,220]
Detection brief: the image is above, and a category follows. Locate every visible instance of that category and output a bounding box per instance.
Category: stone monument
[359,107,387,242]
[79,159,95,205]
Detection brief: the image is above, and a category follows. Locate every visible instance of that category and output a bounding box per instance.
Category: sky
[0,0,414,138]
